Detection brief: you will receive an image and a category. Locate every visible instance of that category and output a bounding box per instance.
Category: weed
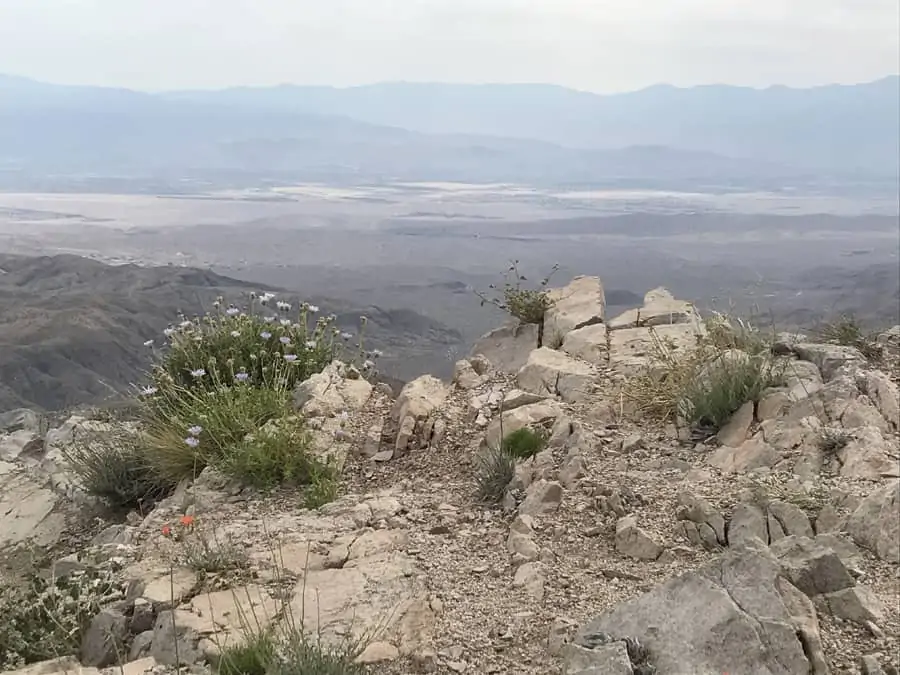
[624,314,783,434]
[818,314,883,362]
[61,424,174,510]
[818,426,852,458]
[501,427,546,460]
[474,445,517,503]
[475,261,560,326]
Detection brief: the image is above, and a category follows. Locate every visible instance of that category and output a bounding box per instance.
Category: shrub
[501,427,546,459]
[150,298,345,397]
[0,567,123,669]
[61,424,174,510]
[818,427,852,458]
[624,315,783,435]
[474,445,516,503]
[475,261,560,325]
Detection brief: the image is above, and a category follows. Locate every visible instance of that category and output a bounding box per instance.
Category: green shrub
[151,299,343,397]
[0,567,122,669]
[818,314,883,361]
[217,631,278,675]
[474,445,516,503]
[501,427,546,459]
[61,425,174,510]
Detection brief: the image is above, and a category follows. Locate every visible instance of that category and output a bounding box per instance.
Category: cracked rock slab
[574,546,813,675]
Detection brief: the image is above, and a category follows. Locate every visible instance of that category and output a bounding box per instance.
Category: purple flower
[190,368,206,378]
[235,372,250,382]
[260,331,272,340]
[279,336,291,345]
[184,437,200,448]
[187,425,203,437]
[283,354,298,362]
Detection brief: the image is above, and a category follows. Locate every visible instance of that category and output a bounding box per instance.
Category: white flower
[190,368,206,378]
[279,336,291,345]
[163,328,175,337]
[341,332,353,341]
[235,371,250,382]
[280,319,292,326]
[226,307,240,316]
[230,330,241,337]
[283,354,298,362]
[140,386,158,396]
[305,340,317,349]
[370,349,383,358]
[260,331,272,339]
[184,437,200,448]
[264,316,276,324]
[308,304,320,313]
[179,320,192,328]
[143,339,154,347]
[277,301,291,312]
[187,425,203,437]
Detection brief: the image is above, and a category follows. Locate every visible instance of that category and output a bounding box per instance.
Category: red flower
[180,515,195,528]
[161,524,171,537]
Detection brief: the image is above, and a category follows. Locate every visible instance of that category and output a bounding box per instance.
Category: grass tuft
[475,261,560,325]
[624,312,784,435]
[818,314,884,362]
[474,445,517,503]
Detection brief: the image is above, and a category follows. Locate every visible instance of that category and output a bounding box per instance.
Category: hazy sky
[1,0,898,92]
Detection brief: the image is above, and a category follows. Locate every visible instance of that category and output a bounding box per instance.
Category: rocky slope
[0,253,461,410]
[1,277,898,675]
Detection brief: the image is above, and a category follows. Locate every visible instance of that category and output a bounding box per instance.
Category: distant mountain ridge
[1,74,897,191]
[0,254,461,411]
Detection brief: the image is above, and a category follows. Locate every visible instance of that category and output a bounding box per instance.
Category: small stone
[615,515,663,560]
[620,433,644,453]
[518,480,563,516]
[512,562,546,601]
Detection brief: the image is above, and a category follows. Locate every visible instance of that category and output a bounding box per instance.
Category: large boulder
[471,322,540,374]
[607,323,705,376]
[607,287,702,331]
[792,343,866,381]
[846,480,899,563]
[517,348,595,403]
[574,545,817,675]
[543,276,606,343]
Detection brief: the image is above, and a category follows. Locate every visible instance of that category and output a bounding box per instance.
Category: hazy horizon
[2,0,898,93]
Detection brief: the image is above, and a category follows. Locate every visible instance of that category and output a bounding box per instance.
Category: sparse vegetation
[501,427,547,460]
[624,312,784,435]
[0,566,123,669]
[818,314,884,362]
[475,261,560,326]
[818,426,852,458]
[474,445,517,503]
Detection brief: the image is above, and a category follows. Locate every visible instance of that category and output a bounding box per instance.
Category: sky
[0,0,898,93]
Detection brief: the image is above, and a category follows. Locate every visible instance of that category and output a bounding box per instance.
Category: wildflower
[143,339,154,347]
[230,330,241,337]
[260,331,272,340]
[283,354,298,362]
[161,525,172,537]
[339,411,349,426]
[370,349,383,358]
[140,385,158,396]
[280,319,291,326]
[235,371,250,382]
[308,304,320,313]
[279,336,291,345]
[264,316,275,323]
[180,515,195,527]
[226,307,240,316]
[187,425,203,437]
[261,292,276,303]
[163,328,175,337]
[190,368,206,378]
[212,300,221,308]
[184,436,200,448]
[277,301,291,312]
[305,340,317,349]
[341,332,353,341]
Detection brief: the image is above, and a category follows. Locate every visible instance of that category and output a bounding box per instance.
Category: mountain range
[0,254,461,411]
[1,74,897,191]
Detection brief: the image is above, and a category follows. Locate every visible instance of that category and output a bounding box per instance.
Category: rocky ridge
[1,276,898,675]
